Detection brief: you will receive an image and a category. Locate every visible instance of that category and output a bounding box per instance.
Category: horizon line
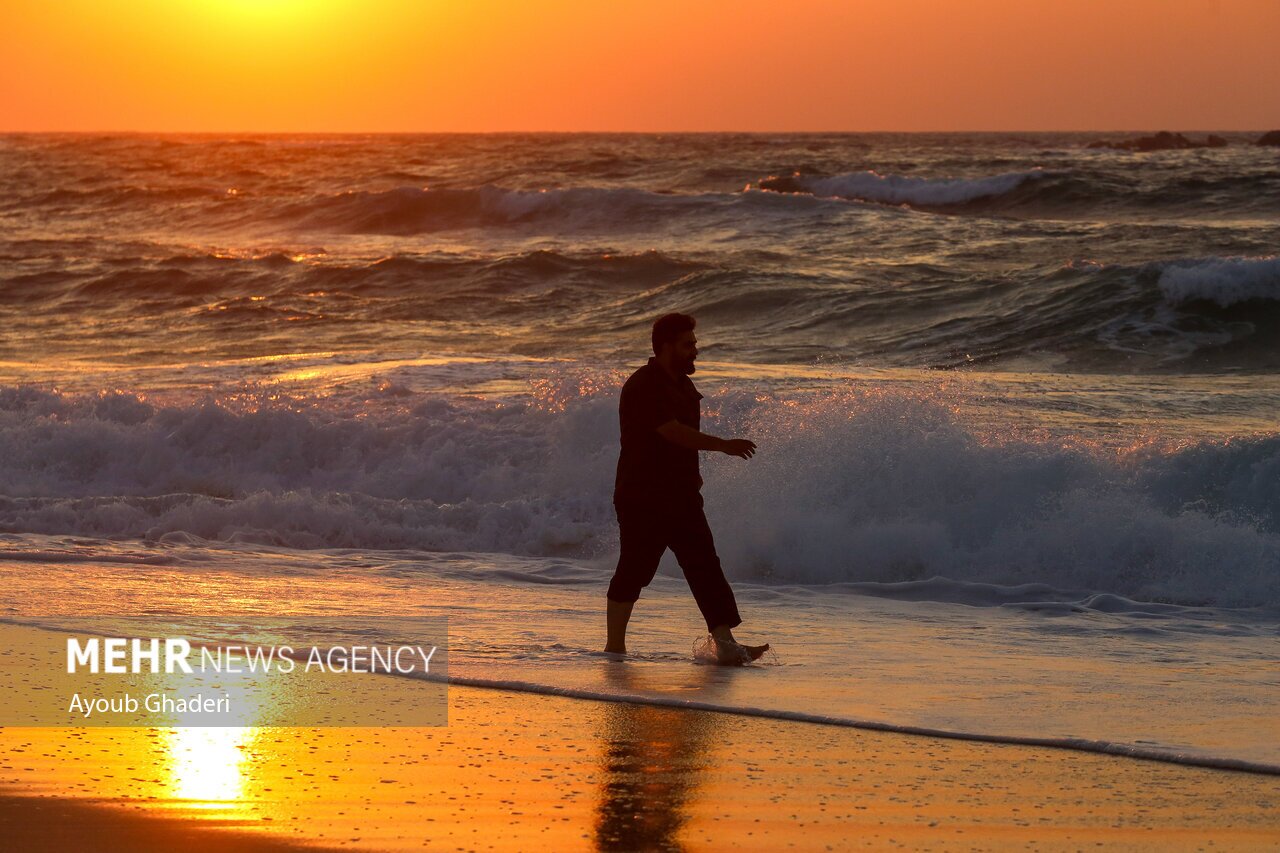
[2,127,1276,136]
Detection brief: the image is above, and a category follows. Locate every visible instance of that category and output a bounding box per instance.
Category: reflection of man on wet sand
[605,313,769,664]
[593,664,722,849]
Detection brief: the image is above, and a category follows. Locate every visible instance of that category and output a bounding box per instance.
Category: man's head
[652,312,698,376]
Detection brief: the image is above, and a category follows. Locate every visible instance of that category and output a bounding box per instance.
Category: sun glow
[189,0,348,34]
[163,726,259,807]
[2,1,1278,131]
[158,0,356,62]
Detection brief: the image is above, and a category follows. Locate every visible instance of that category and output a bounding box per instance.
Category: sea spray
[2,376,1277,607]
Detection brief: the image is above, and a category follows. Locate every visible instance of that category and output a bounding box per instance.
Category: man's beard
[683,357,696,375]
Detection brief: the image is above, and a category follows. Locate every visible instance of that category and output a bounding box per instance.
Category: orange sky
[1,0,1277,132]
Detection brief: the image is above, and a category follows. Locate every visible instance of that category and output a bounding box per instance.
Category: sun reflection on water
[162,725,259,808]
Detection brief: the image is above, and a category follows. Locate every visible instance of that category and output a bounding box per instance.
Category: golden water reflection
[161,726,259,808]
[593,663,728,851]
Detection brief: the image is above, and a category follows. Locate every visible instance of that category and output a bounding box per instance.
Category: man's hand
[657,421,757,458]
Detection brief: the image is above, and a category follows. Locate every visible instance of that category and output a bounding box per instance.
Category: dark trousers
[608,495,742,632]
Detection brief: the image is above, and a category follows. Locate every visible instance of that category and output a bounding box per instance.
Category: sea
[0,132,1276,772]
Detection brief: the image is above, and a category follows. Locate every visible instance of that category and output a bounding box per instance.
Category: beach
[5,680,1280,852]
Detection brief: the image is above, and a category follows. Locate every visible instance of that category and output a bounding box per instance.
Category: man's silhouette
[606,313,769,664]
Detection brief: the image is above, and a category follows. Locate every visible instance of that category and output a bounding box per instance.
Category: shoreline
[441,671,1280,777]
[3,683,1278,851]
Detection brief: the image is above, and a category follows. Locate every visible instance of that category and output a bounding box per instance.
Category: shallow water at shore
[3,542,1276,772]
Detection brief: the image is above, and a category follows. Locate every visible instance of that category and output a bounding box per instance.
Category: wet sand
[0,793,347,852]
[2,679,1279,851]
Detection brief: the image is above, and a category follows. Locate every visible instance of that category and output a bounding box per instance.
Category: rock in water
[1089,131,1227,152]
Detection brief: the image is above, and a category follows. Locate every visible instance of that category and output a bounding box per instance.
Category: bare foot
[713,638,770,665]
[603,645,627,657]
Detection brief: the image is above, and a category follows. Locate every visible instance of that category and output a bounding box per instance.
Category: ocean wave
[0,381,1277,608]
[6,248,1279,371]
[277,184,840,235]
[707,386,1280,607]
[23,185,228,209]
[822,254,1280,370]
[752,166,1280,218]
[5,248,707,307]
[283,185,706,234]
[1158,256,1280,307]
[757,168,1057,207]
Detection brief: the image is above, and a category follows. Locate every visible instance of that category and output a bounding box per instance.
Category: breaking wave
[1158,256,1280,307]
[0,381,1276,608]
[757,168,1057,207]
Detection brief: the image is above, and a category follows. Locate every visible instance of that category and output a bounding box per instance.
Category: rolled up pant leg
[607,502,667,603]
[668,503,742,633]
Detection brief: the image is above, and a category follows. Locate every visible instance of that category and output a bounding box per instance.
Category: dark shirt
[613,357,703,507]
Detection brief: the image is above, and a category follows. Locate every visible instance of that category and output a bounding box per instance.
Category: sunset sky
[2,0,1277,133]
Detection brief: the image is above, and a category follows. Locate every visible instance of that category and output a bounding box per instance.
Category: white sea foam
[1,377,1278,607]
[1158,255,1280,307]
[704,385,1280,608]
[784,169,1052,206]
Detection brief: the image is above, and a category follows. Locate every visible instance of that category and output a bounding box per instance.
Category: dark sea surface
[2,132,1278,370]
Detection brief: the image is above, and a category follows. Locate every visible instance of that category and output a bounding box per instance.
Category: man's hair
[652,313,696,355]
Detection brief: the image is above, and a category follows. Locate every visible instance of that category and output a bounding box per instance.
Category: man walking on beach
[606,313,769,664]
